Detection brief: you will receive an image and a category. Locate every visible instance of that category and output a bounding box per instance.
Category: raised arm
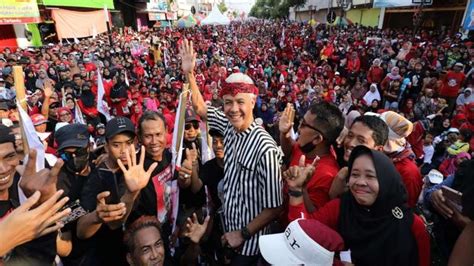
[179,39,207,120]
[279,103,295,159]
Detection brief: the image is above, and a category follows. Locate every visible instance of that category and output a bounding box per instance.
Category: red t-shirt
[440,71,465,97]
[286,145,339,218]
[289,199,430,266]
[394,158,423,208]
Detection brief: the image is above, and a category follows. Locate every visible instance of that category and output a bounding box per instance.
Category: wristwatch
[240,227,252,240]
[288,189,304,197]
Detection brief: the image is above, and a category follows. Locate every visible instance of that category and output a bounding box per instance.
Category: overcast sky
[225,0,256,14]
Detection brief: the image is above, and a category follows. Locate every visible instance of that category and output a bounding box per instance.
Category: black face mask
[60,149,90,173]
[299,138,317,154]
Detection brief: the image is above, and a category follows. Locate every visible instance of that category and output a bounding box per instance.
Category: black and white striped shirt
[207,106,283,256]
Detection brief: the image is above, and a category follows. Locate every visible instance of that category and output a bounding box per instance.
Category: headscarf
[110,80,128,99]
[444,152,472,177]
[451,113,467,129]
[344,110,361,129]
[56,107,72,123]
[35,69,49,89]
[80,85,95,107]
[363,84,381,106]
[386,67,401,81]
[24,68,37,92]
[338,146,418,266]
[381,111,413,154]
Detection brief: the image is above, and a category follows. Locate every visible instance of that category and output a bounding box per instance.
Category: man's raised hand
[179,39,196,74]
[117,145,157,194]
[279,103,295,139]
[18,149,63,204]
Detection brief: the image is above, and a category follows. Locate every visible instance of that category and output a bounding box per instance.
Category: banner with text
[0,0,41,25]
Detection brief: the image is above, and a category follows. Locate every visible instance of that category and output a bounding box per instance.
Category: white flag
[200,121,214,164]
[96,69,112,121]
[171,89,189,172]
[17,103,45,171]
[74,100,86,124]
[280,28,285,48]
[124,70,130,86]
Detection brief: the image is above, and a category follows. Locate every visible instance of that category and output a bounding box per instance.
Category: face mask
[60,150,90,173]
[299,138,317,154]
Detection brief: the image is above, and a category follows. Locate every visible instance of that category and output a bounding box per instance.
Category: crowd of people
[0,19,473,265]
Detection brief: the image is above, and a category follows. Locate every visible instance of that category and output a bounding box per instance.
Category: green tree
[218,2,228,13]
[250,0,306,19]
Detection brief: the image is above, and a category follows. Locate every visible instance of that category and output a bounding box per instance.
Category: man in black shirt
[77,117,157,265]
[55,123,94,265]
[200,129,225,210]
[0,125,63,265]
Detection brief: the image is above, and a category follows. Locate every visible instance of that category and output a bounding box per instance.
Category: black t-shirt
[199,158,224,210]
[56,166,95,266]
[0,174,57,266]
[80,163,128,266]
[129,149,174,223]
[128,149,176,266]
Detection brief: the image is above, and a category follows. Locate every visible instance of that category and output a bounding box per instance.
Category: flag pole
[12,66,30,154]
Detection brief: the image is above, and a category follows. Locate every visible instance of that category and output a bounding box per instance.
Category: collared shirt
[207,106,283,256]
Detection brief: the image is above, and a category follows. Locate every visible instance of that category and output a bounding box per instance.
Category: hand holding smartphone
[98,169,121,204]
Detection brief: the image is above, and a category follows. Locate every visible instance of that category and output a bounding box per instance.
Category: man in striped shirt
[180,40,283,264]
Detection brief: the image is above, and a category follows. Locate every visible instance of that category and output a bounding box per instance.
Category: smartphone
[98,168,121,204]
[441,185,463,212]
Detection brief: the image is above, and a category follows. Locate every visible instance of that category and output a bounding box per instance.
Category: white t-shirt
[423,144,434,164]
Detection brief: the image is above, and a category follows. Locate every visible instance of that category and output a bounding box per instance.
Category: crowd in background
[0,20,473,265]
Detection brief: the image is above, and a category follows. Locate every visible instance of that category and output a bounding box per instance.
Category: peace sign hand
[283,155,319,191]
[117,145,158,194]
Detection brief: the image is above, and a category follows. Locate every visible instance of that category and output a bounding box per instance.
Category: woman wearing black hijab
[24,68,37,92]
[110,74,129,117]
[286,145,430,266]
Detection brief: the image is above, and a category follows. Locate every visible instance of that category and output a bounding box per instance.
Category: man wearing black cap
[182,108,202,165]
[46,101,60,132]
[77,117,157,265]
[55,123,94,265]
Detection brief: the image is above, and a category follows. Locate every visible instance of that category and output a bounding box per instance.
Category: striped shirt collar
[232,121,258,137]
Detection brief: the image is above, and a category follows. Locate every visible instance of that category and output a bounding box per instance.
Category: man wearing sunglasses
[55,123,94,265]
[279,101,344,221]
[183,108,201,166]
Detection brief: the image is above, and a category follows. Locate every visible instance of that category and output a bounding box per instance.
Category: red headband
[219,82,258,98]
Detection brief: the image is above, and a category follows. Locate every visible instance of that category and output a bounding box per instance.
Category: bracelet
[288,189,303,197]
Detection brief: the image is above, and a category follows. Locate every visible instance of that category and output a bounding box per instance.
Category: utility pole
[104,5,113,46]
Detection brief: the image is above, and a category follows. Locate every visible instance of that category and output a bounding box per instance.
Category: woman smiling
[287,145,430,265]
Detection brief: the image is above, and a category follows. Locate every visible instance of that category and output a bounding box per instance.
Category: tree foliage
[249,0,306,19]
[218,2,228,13]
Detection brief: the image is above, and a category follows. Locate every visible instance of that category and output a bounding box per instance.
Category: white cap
[427,169,443,184]
[259,219,343,266]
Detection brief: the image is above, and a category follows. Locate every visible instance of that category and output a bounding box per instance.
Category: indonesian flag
[97,69,112,121]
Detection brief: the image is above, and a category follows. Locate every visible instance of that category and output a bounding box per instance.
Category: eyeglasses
[185,121,199,130]
[300,119,325,138]
[60,112,71,117]
[59,147,89,161]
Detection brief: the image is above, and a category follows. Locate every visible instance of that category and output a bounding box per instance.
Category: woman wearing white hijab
[363,83,381,107]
